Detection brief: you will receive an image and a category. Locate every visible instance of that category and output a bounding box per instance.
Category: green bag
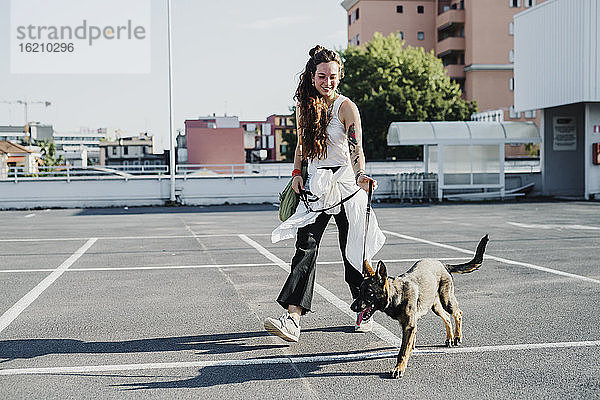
[278,161,308,222]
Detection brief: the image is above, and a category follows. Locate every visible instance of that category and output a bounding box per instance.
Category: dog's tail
[446,235,489,274]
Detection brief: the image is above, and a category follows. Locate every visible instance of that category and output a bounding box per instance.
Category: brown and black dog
[350,235,489,378]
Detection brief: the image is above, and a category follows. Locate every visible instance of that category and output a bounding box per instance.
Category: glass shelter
[387,121,541,199]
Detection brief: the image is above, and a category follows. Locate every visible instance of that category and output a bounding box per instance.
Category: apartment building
[98,133,166,167]
[341,0,544,123]
[240,120,274,162]
[266,114,296,161]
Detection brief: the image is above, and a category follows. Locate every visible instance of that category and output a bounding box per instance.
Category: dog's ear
[363,260,375,277]
[376,260,387,280]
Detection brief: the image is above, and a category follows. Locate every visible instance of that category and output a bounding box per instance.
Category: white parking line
[0,258,470,274]
[0,234,272,242]
[0,238,97,334]
[1,340,598,376]
[24,213,35,218]
[507,221,600,231]
[237,234,403,347]
[382,230,600,285]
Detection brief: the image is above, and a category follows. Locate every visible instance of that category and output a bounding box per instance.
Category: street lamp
[167,0,176,202]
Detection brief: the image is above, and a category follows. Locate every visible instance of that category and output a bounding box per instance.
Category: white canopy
[387,121,541,146]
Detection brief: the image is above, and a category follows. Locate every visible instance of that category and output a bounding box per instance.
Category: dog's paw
[453,337,462,347]
[390,367,405,379]
[445,339,454,348]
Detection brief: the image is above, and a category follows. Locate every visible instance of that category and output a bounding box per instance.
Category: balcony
[436,36,465,57]
[436,8,465,30]
[444,64,465,79]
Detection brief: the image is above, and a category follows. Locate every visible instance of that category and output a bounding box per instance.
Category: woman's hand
[357,174,377,192]
[292,175,304,194]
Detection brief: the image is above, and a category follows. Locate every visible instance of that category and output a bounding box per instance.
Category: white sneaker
[264,312,300,342]
[354,313,373,332]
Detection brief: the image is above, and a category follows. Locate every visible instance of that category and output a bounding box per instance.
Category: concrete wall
[542,103,586,197]
[0,171,542,209]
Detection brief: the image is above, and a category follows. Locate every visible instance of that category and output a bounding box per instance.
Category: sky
[0,0,348,150]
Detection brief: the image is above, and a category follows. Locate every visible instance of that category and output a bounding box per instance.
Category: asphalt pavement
[0,201,599,399]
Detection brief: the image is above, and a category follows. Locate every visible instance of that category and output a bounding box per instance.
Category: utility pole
[167,0,176,203]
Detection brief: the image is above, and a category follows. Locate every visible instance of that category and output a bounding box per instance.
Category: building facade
[0,141,37,179]
[185,119,245,167]
[266,114,296,161]
[0,123,53,144]
[341,0,545,123]
[54,128,107,165]
[514,0,600,199]
[240,120,274,162]
[99,133,166,167]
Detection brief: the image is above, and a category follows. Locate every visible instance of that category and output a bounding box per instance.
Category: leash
[299,188,361,214]
[361,179,374,276]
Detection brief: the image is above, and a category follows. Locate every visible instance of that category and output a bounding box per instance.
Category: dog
[350,235,489,378]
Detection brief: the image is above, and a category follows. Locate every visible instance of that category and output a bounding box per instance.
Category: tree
[338,32,477,160]
[36,139,64,166]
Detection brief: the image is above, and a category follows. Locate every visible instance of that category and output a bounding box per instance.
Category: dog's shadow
[116,349,393,390]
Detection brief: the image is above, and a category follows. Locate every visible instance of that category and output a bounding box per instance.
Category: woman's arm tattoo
[347,123,360,167]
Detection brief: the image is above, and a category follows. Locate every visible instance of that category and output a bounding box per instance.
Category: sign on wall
[553,117,577,151]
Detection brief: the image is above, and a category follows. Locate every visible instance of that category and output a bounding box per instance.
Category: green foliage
[35,139,64,166]
[338,32,477,160]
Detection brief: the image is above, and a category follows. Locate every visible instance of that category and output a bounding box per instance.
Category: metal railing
[1,165,168,181]
[393,173,438,201]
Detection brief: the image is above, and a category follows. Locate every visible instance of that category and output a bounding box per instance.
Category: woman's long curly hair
[294,45,344,160]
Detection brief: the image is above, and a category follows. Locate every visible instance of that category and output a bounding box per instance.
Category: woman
[264,45,386,342]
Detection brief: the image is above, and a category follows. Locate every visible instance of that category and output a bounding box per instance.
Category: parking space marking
[24,213,35,218]
[0,258,470,274]
[0,238,97,334]
[0,234,272,242]
[507,221,600,231]
[383,230,600,285]
[1,340,598,376]
[238,234,403,348]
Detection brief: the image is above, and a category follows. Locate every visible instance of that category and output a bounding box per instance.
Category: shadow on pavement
[0,330,286,363]
[74,204,277,216]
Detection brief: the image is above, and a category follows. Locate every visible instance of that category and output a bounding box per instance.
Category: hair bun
[309,45,325,58]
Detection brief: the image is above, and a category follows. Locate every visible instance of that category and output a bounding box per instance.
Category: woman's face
[312,61,340,99]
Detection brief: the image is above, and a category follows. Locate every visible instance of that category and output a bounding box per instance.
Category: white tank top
[310,94,350,168]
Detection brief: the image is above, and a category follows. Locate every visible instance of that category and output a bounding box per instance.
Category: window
[112,147,117,156]
[459,53,465,64]
[509,49,514,63]
[524,0,535,7]
[398,31,404,40]
[509,22,514,35]
[123,146,128,155]
[396,5,403,13]
[417,31,425,40]
[525,110,537,118]
[509,77,514,91]
[509,0,521,7]
[417,5,424,13]
[348,14,351,25]
[355,8,359,20]
[509,106,521,119]
[356,34,360,45]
